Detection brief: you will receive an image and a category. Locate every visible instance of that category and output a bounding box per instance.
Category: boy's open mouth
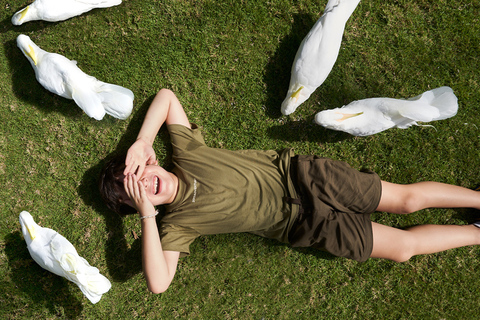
[154,176,160,195]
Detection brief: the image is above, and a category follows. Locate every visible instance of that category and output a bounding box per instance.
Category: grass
[1,0,480,318]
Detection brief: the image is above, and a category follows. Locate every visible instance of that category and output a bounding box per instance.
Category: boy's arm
[141,218,180,293]
[124,88,190,177]
[124,173,180,293]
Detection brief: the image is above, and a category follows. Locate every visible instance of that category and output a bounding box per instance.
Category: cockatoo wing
[53,239,111,304]
[34,54,78,98]
[74,0,122,7]
[27,231,63,275]
[75,260,112,304]
[71,82,107,120]
[49,221,112,304]
[96,82,134,120]
[397,104,440,123]
[409,86,458,120]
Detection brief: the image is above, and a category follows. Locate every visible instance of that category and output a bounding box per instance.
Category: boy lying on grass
[99,88,480,294]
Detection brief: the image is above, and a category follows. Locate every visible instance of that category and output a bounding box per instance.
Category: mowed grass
[1,0,480,318]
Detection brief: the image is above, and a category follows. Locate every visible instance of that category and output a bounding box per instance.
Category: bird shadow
[78,95,172,282]
[266,116,353,144]
[0,14,56,35]
[4,231,83,319]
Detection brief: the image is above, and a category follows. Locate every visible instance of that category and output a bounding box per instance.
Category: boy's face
[121,164,178,207]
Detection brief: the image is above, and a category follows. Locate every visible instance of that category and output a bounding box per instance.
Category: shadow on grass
[4,232,83,319]
[254,234,337,261]
[266,116,353,144]
[78,95,175,282]
[0,15,54,35]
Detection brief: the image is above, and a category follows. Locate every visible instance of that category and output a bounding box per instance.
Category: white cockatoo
[281,0,360,115]
[19,211,111,304]
[314,86,458,136]
[16,34,134,120]
[12,0,122,25]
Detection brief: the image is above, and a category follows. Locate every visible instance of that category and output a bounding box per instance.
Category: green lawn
[1,0,480,318]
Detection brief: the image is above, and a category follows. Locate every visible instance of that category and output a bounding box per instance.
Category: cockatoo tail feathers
[398,104,440,122]
[71,86,106,120]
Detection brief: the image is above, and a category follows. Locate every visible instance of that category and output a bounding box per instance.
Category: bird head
[19,211,38,245]
[11,5,30,26]
[16,34,38,66]
[281,85,306,115]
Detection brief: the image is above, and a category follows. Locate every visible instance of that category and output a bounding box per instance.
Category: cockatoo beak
[290,86,304,101]
[335,111,364,122]
[23,44,37,65]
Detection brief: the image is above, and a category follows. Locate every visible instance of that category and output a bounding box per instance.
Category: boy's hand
[123,173,155,216]
[124,138,157,178]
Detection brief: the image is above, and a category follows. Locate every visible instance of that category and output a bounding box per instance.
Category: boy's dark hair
[98,156,137,216]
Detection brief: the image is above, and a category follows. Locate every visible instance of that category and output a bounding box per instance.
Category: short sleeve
[167,124,206,156]
[159,223,200,258]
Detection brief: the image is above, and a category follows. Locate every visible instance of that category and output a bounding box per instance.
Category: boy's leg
[376,181,480,214]
[371,180,480,261]
[370,222,480,262]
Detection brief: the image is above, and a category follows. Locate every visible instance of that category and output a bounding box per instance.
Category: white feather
[19,211,111,304]
[314,87,458,136]
[11,0,122,25]
[16,34,134,120]
[281,0,360,115]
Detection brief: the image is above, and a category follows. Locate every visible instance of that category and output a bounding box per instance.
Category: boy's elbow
[147,280,171,294]
[158,88,174,97]
[148,286,167,294]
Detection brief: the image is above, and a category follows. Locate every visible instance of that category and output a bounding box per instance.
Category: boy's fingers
[137,180,147,198]
[123,175,132,198]
[124,162,138,176]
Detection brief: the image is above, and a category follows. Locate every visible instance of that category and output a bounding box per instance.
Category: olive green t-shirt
[160,124,299,257]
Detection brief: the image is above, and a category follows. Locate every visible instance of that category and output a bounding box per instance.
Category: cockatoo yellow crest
[19,211,111,304]
[315,87,458,136]
[17,34,134,120]
[281,0,360,115]
[12,0,122,25]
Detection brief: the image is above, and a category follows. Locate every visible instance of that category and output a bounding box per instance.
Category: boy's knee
[397,192,423,214]
[391,250,413,263]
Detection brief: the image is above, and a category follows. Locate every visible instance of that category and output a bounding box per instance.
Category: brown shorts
[288,155,382,262]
